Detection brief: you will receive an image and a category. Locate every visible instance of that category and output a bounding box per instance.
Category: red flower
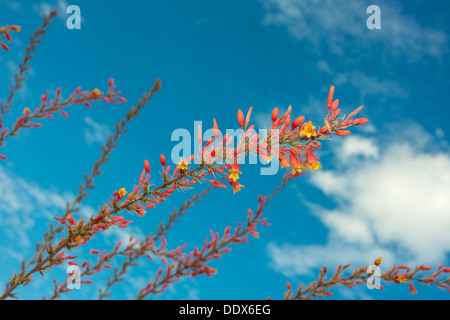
[160,154,166,166]
[144,159,150,174]
[237,109,244,128]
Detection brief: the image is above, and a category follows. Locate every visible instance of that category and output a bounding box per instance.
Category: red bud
[291,116,305,128]
[160,154,166,166]
[335,130,351,136]
[144,160,150,173]
[237,109,244,128]
[271,107,278,122]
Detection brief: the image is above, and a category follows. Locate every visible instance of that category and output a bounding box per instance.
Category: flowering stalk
[282,258,450,300]
[24,79,162,276]
[33,86,364,299]
[0,80,161,300]
[0,10,57,123]
[89,86,368,223]
[1,80,366,299]
[0,80,127,160]
[45,170,294,300]
[135,172,297,300]
[0,24,21,52]
[44,181,219,300]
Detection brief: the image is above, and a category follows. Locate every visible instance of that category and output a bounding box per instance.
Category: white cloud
[268,241,393,277]
[260,0,447,61]
[3,0,21,11]
[436,128,445,139]
[0,165,73,247]
[334,71,409,99]
[33,2,53,17]
[336,135,379,163]
[316,60,332,74]
[84,117,111,146]
[32,0,72,22]
[268,125,450,277]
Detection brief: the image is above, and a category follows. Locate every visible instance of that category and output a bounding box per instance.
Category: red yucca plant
[1,10,450,301]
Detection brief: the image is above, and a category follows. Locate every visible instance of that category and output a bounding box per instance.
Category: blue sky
[1,0,450,300]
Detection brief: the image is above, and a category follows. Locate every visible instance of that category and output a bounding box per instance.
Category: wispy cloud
[268,123,450,276]
[3,0,21,11]
[260,0,447,61]
[0,165,73,247]
[334,70,409,99]
[84,116,111,146]
[32,0,70,21]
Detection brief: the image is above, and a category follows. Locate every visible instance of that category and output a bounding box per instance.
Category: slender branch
[135,173,296,300]
[98,181,222,300]
[44,181,220,300]
[0,10,58,123]
[283,261,450,300]
[0,79,161,300]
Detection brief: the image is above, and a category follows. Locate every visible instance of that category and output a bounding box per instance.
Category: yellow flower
[177,159,188,171]
[261,154,272,164]
[229,164,241,182]
[232,183,243,194]
[92,88,100,97]
[118,188,127,198]
[251,231,259,239]
[73,236,83,243]
[293,164,308,174]
[290,153,308,174]
[300,121,317,139]
[23,107,31,115]
[309,161,322,173]
[397,275,406,284]
[375,257,383,265]
[229,179,244,195]
[280,156,290,169]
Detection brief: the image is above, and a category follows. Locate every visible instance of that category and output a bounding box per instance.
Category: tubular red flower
[144,160,150,174]
[278,105,291,126]
[271,107,278,122]
[237,109,244,128]
[245,107,253,128]
[335,130,351,136]
[331,99,339,112]
[327,85,335,109]
[210,180,227,189]
[420,265,432,271]
[409,282,418,295]
[291,116,305,129]
[160,154,166,167]
[54,217,66,224]
[9,25,21,32]
[353,118,369,125]
[306,152,317,164]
